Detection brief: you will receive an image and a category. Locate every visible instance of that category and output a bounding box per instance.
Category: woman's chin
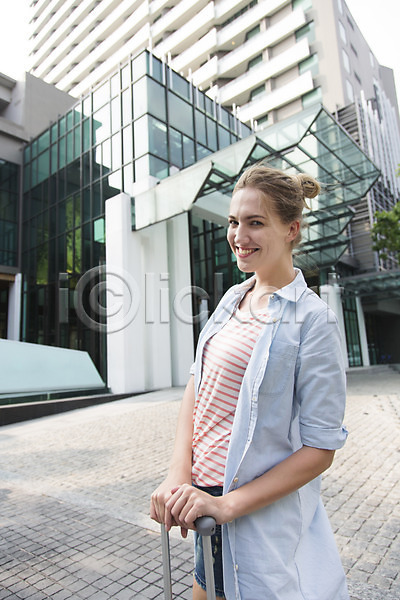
[236,261,255,274]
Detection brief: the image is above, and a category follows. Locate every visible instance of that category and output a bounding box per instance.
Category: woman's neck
[253,264,296,294]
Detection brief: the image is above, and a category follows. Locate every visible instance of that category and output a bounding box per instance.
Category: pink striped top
[192,308,269,487]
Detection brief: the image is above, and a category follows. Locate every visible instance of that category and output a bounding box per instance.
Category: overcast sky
[0,0,399,100]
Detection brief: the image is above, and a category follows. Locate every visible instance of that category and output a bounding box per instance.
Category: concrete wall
[2,73,76,139]
[0,72,76,165]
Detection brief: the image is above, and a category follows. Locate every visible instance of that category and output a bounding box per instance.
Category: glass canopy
[133,105,380,269]
[340,269,400,300]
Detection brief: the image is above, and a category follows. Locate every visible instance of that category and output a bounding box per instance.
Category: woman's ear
[287,220,300,243]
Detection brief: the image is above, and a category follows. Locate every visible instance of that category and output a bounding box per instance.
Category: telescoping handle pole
[195,516,217,600]
[161,523,172,600]
[161,517,217,600]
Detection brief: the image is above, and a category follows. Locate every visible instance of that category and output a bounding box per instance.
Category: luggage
[161,516,217,600]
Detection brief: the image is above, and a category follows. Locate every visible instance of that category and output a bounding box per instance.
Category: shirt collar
[233,268,308,303]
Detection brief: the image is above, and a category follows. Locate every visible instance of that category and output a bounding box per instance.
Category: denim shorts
[193,485,225,598]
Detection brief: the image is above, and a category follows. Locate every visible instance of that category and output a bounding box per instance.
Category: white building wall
[105,193,194,394]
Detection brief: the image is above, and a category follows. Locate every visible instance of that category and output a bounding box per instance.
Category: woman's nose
[234,223,249,244]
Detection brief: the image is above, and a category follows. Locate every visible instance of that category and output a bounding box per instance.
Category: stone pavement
[0,365,399,600]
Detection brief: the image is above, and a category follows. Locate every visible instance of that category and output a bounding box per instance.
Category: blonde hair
[233,164,320,246]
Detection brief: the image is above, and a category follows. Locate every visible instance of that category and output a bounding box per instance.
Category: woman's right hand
[150,475,191,538]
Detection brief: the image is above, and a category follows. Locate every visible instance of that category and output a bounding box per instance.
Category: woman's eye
[251,220,263,226]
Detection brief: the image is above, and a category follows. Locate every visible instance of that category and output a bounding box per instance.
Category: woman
[151,164,349,600]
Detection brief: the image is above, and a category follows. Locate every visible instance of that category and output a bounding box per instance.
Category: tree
[371,202,400,262]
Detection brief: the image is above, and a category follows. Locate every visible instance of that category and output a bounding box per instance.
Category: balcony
[58,18,150,93]
[151,0,208,39]
[45,1,149,85]
[190,7,307,90]
[238,71,314,123]
[149,0,175,17]
[154,2,214,58]
[29,0,95,72]
[217,0,291,49]
[171,29,218,76]
[220,9,306,78]
[217,38,310,105]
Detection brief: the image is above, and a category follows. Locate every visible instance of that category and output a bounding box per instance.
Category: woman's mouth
[236,247,258,258]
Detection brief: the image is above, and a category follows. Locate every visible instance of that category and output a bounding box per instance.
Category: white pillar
[105,193,177,394]
[105,193,146,393]
[320,283,349,369]
[355,295,370,367]
[7,273,22,340]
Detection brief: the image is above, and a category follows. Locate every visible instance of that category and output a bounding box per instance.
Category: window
[221,1,257,28]
[171,71,190,101]
[248,54,263,70]
[346,79,354,102]
[256,114,269,128]
[292,0,312,10]
[195,110,207,146]
[299,54,319,77]
[296,21,315,44]
[369,51,375,68]
[168,92,194,138]
[250,84,265,101]
[350,43,358,57]
[342,49,350,73]
[148,117,168,161]
[92,81,109,111]
[245,24,260,41]
[338,21,346,44]
[302,87,322,108]
[169,128,183,168]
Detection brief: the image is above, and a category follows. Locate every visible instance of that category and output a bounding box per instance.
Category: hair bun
[297,173,321,199]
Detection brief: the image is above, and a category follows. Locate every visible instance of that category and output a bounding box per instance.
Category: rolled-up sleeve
[295,307,348,450]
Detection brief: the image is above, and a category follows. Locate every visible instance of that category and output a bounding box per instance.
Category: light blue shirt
[191,269,349,600]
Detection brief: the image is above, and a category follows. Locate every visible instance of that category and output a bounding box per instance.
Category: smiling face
[227,187,300,287]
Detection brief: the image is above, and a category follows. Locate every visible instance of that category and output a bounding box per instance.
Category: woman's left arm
[165,445,334,529]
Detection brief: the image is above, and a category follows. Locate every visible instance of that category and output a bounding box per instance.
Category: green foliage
[371,202,400,261]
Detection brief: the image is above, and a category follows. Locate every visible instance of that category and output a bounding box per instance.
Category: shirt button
[272,318,277,323]
[270,294,274,299]
[235,564,239,571]
[233,477,239,483]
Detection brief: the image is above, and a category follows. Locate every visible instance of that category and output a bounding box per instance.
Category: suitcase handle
[161,516,217,600]
[194,516,216,536]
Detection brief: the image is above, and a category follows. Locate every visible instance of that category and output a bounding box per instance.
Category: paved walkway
[0,365,399,599]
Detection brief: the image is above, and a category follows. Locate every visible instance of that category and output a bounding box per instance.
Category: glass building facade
[0,159,19,340]
[21,50,251,378]
[139,103,380,365]
[0,160,19,268]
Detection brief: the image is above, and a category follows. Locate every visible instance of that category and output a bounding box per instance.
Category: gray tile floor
[0,366,399,599]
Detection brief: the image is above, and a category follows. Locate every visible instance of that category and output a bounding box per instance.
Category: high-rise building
[28,0,399,130]
[28,0,400,271]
